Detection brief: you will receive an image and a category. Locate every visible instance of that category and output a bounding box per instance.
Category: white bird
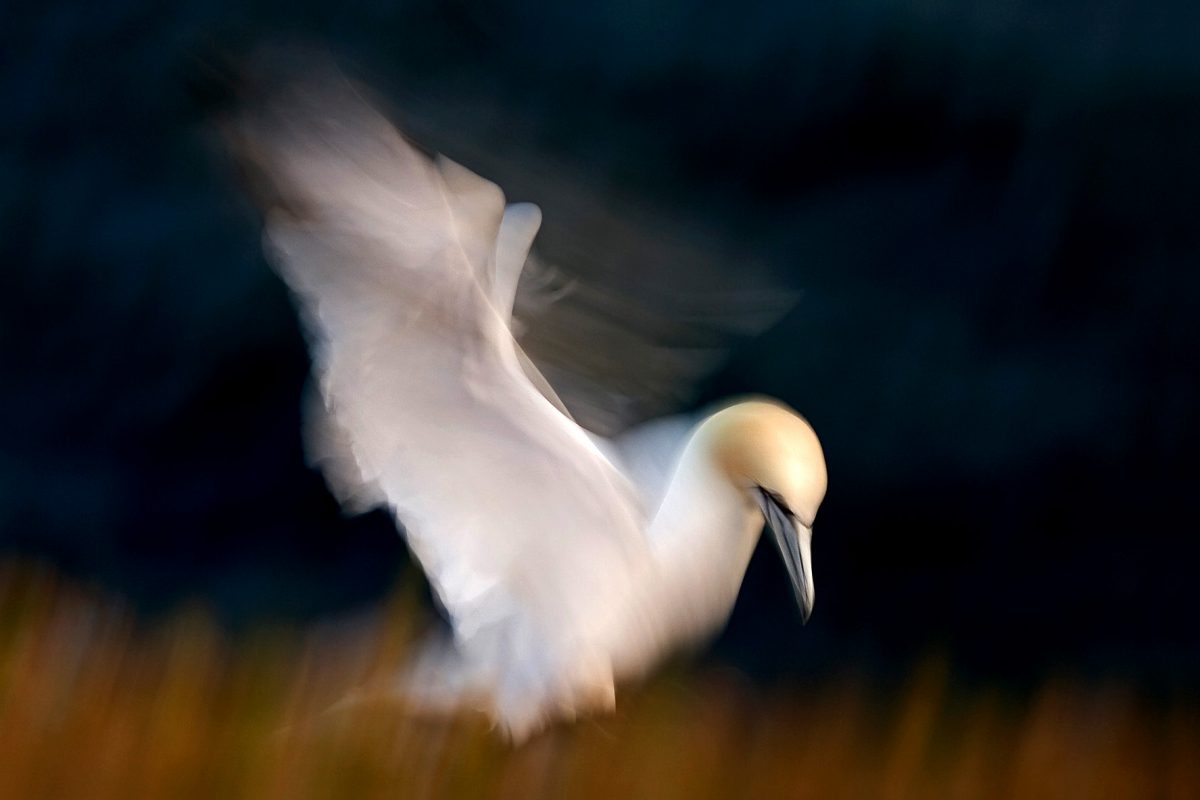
[228,69,828,739]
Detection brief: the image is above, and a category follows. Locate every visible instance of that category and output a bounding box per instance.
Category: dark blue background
[3,0,1198,689]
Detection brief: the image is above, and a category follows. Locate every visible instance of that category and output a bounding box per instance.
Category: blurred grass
[0,560,1195,799]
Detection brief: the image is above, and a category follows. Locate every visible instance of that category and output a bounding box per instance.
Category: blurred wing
[229,72,647,655]
[507,204,796,438]
[300,71,798,439]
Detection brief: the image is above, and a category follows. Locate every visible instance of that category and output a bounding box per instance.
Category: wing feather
[231,71,648,667]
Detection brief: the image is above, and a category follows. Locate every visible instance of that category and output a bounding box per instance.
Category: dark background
[3,0,1198,692]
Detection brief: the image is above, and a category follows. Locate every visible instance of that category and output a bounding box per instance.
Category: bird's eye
[757,486,795,518]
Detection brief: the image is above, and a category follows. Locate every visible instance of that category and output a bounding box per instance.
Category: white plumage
[232,70,828,739]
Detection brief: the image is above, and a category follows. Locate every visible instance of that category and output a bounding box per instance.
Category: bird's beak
[755,490,815,623]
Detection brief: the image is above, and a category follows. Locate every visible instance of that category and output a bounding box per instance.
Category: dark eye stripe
[757,486,795,518]
[757,486,817,530]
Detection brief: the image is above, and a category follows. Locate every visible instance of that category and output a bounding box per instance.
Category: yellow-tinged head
[703,397,827,622]
[707,398,827,526]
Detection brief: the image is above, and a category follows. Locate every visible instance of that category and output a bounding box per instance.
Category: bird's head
[706,398,827,623]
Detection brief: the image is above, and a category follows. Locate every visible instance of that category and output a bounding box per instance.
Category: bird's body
[231,69,827,739]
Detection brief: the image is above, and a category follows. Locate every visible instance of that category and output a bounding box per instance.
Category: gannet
[228,68,828,739]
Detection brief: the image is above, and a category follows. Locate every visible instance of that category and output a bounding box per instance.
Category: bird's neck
[641,432,764,646]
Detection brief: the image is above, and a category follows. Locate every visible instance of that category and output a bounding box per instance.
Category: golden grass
[0,560,1195,799]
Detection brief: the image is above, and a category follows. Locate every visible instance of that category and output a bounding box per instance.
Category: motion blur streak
[228,65,827,738]
[0,561,1194,800]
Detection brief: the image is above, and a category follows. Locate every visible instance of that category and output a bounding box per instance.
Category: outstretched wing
[228,69,648,665]
[358,82,800,440]
[459,152,797,439]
